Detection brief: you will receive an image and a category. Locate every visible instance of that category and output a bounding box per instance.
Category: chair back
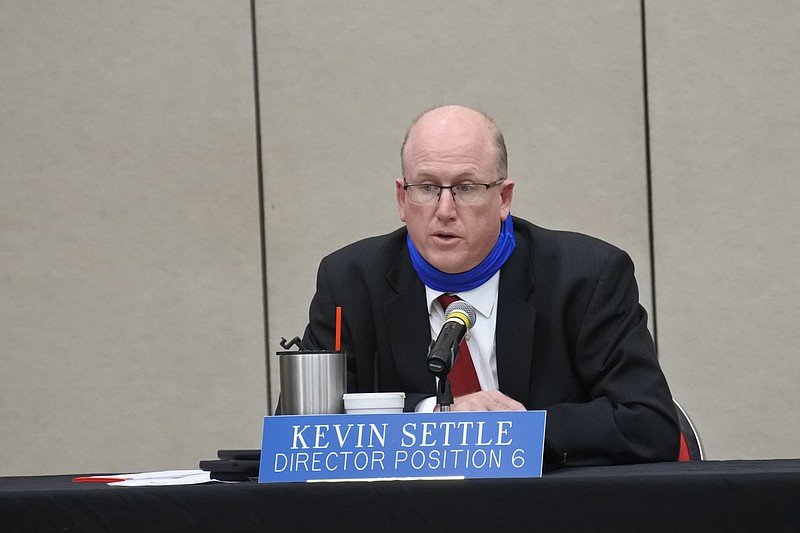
[674,399,704,461]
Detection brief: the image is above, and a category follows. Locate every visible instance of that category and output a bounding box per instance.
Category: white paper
[88,470,214,487]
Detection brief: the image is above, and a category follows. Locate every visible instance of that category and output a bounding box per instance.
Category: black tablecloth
[2,459,799,532]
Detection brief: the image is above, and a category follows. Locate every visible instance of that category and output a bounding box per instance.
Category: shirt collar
[425,270,500,319]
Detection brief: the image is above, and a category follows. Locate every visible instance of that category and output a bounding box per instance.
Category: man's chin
[425,254,472,274]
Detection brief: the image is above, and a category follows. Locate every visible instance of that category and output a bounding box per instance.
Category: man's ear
[396,178,407,222]
[499,179,514,219]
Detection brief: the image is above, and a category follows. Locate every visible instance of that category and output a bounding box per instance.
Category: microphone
[427,300,477,377]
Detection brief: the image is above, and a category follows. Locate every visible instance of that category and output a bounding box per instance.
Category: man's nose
[435,188,458,217]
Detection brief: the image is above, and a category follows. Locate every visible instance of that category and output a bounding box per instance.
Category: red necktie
[437,294,481,397]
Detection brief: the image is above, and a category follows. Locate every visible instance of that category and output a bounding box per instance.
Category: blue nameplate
[258,411,546,483]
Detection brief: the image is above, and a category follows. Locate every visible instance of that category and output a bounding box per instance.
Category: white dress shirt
[415,271,501,411]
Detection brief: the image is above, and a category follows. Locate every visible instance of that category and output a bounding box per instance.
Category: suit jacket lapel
[496,235,537,403]
[384,247,434,392]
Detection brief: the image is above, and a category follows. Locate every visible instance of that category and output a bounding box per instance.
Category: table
[2,459,799,532]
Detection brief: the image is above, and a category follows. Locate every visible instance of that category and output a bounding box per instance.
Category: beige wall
[648,1,800,459]
[0,2,266,475]
[1,1,797,475]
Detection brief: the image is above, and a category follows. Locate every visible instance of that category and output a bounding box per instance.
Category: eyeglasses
[402,178,506,206]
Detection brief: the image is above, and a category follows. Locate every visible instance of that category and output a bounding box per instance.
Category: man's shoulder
[322,227,408,265]
[513,216,622,258]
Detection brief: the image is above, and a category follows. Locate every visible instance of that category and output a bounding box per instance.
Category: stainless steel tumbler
[278,350,346,415]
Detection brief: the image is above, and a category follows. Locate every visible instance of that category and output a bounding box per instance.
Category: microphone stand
[437,376,453,412]
[434,343,458,412]
[427,336,461,412]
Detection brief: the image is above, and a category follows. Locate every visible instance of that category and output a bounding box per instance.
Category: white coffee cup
[343,392,405,414]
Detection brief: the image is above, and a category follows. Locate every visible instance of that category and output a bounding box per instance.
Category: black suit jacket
[302,217,679,465]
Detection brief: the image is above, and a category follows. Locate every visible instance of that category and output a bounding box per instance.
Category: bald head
[395,105,514,273]
[401,105,508,181]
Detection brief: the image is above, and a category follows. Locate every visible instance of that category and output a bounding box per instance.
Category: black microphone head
[444,300,477,331]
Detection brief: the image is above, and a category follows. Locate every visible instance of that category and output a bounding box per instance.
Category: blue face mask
[407,215,516,292]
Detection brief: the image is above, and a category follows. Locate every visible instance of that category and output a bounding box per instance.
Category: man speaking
[301,105,679,466]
